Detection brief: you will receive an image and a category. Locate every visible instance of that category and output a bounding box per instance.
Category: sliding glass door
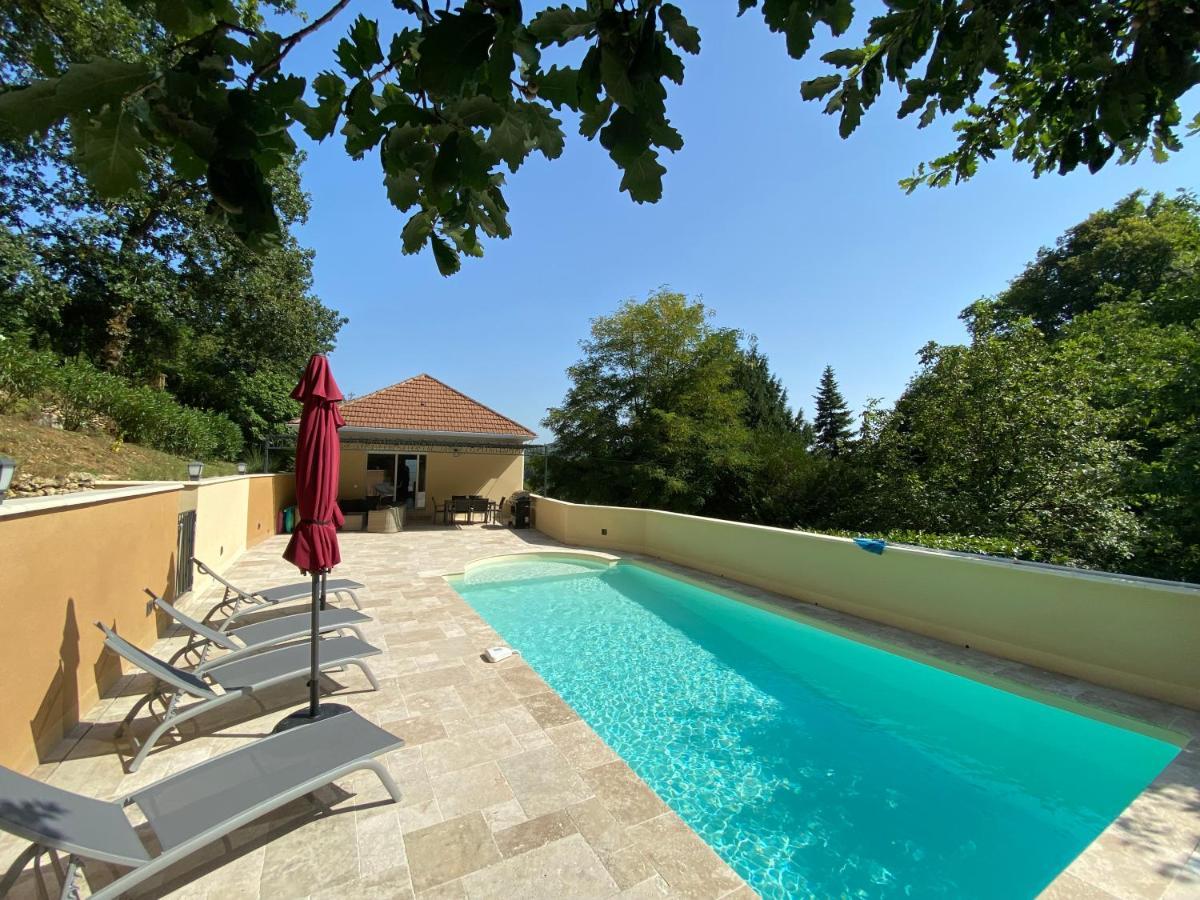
[364,452,427,509]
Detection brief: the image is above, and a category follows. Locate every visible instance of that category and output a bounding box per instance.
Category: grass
[0,415,240,482]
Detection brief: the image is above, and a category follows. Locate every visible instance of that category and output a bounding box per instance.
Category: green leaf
[418,11,496,95]
[825,0,854,36]
[599,48,637,109]
[401,211,434,254]
[384,170,421,209]
[155,0,215,38]
[800,75,841,101]
[432,133,460,191]
[295,71,346,140]
[57,59,153,112]
[619,149,666,203]
[515,102,564,159]
[650,119,683,152]
[336,16,383,77]
[659,5,701,54]
[821,48,866,68]
[30,41,58,78]
[169,138,208,180]
[0,80,68,137]
[487,112,531,171]
[537,65,580,109]
[528,5,596,45]
[579,97,613,138]
[783,7,815,59]
[454,95,504,126]
[430,233,461,275]
[73,106,147,195]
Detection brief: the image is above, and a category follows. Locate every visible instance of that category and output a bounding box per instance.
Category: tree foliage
[812,365,854,456]
[547,192,1200,581]
[860,312,1140,567]
[0,0,344,443]
[792,0,1200,191]
[2,0,1196,278]
[544,290,754,515]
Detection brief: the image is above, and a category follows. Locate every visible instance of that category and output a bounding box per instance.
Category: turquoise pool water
[448,557,1180,899]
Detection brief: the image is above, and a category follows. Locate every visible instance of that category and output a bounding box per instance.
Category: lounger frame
[191,557,363,631]
[0,716,402,900]
[100,623,380,772]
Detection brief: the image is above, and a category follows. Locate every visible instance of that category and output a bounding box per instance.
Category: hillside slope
[0,416,240,484]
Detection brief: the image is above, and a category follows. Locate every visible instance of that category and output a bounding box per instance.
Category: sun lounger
[149,592,371,669]
[0,711,402,900]
[98,622,381,772]
[191,557,364,630]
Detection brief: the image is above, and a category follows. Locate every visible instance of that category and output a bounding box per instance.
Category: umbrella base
[273,702,353,733]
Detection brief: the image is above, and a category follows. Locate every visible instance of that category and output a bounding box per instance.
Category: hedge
[0,337,243,460]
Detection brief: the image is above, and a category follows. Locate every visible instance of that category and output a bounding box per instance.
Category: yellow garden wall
[532,496,1200,710]
[0,487,180,772]
[0,474,296,772]
[247,473,295,547]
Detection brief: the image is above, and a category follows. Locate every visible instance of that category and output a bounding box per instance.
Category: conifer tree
[813,365,854,456]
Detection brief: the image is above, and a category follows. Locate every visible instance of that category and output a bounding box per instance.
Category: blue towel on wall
[854,537,887,555]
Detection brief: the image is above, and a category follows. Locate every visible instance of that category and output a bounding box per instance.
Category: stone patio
[1,523,1197,899]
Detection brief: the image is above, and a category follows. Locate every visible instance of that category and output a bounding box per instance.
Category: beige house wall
[337,446,524,518]
[532,496,1200,711]
[0,474,296,773]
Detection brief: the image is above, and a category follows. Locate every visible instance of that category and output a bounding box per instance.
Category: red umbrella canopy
[283,355,345,574]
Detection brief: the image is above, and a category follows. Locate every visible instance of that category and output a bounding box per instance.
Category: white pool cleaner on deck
[483,646,520,663]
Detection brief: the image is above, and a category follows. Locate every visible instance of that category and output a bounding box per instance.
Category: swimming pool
[448,555,1181,899]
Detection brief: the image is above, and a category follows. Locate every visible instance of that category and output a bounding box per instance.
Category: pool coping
[446,546,1200,900]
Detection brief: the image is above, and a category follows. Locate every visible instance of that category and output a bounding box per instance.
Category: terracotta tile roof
[337,374,535,439]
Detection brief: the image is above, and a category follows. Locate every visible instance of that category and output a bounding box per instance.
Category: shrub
[0,337,244,460]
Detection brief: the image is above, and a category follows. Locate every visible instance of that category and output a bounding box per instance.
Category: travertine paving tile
[492,808,578,858]
[405,812,502,892]
[582,760,671,827]
[497,744,593,818]
[430,761,515,818]
[458,833,619,900]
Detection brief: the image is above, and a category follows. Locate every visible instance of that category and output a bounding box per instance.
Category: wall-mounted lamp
[0,455,16,504]
[236,462,248,475]
[187,460,204,481]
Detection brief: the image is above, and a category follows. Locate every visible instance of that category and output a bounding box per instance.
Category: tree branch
[247,0,353,86]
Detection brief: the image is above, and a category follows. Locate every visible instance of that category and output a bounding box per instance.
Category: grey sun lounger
[99,623,382,772]
[0,712,403,900]
[149,592,372,670]
[192,557,365,631]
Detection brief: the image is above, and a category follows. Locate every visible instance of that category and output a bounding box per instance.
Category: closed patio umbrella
[282,354,346,722]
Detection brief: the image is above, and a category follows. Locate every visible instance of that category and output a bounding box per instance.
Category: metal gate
[176,510,196,594]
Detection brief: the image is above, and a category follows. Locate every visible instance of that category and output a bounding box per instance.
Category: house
[334,374,536,521]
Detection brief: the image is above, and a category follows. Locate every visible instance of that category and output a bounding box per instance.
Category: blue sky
[278,3,1199,441]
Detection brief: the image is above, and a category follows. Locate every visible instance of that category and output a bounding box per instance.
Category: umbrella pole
[320,569,327,611]
[309,571,320,717]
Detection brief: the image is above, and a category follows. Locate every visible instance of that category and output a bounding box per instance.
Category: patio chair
[98,622,382,772]
[149,592,371,670]
[191,557,364,631]
[469,495,489,523]
[449,495,470,524]
[0,712,403,900]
